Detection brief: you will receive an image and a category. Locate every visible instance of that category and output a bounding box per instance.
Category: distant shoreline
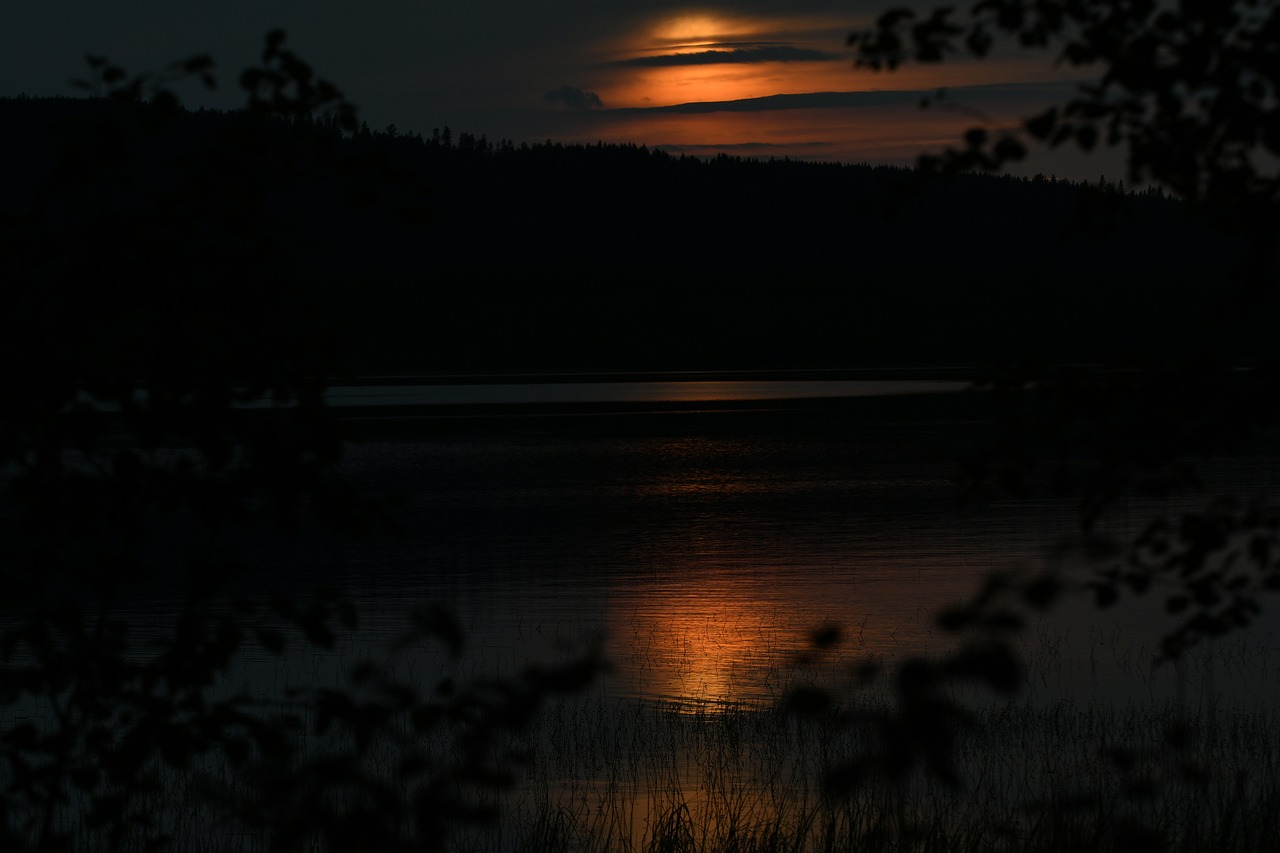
[323,372,980,432]
[337,366,984,386]
[333,387,994,440]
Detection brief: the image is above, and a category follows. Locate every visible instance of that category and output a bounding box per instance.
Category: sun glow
[567,9,1081,170]
[598,11,883,110]
[651,13,761,46]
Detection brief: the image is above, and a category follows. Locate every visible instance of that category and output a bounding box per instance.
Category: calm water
[24,381,1280,849]
[213,384,1280,714]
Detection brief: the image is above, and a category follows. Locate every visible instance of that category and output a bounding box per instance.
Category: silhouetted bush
[0,34,598,853]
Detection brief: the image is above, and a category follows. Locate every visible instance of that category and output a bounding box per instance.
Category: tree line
[0,93,1243,378]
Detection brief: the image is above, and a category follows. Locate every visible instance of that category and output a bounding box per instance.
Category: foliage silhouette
[850,0,1280,289]
[856,0,1280,646]
[3,95,1250,375]
[788,2,1280,846]
[0,33,598,853]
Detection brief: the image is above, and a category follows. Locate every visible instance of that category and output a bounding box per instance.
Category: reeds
[474,687,1280,853]
[10,628,1280,852]
[460,627,1280,853]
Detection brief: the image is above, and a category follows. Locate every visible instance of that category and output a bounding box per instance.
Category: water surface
[224,389,1280,714]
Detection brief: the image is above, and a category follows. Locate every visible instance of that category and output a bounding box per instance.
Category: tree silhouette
[858,0,1280,653]
[850,1,1280,288]
[788,1,1280,843]
[0,33,596,853]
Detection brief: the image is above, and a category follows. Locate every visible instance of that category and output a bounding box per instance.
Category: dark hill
[0,96,1261,374]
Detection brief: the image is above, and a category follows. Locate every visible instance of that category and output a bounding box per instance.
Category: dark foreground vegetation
[4,1,1280,847]
[0,94,1259,375]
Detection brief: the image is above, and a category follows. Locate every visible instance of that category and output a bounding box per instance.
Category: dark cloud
[610,82,1080,114]
[617,45,840,67]
[654,141,834,154]
[543,85,604,110]
[612,90,913,114]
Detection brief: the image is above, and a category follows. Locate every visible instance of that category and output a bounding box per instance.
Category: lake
[22,376,1280,850]
[219,377,1280,714]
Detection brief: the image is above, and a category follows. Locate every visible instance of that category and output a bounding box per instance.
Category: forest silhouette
[0,94,1256,375]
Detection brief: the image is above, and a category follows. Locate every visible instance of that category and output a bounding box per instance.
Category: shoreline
[335,366,986,386]
[335,389,996,439]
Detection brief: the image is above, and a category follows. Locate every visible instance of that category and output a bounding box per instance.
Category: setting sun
[651,12,761,46]
[594,11,851,110]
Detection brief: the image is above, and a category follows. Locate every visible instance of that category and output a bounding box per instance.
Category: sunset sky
[3,0,1111,178]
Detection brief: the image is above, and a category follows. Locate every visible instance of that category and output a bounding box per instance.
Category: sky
[2,1,1116,179]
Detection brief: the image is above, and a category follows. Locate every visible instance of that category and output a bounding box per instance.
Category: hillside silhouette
[0,95,1257,375]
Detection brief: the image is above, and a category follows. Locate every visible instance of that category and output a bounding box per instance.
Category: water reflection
[135,416,1280,714]
[610,571,797,707]
[332,428,1024,706]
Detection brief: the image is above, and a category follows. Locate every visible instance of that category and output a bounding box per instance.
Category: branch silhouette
[788,4,1280,848]
[0,32,598,853]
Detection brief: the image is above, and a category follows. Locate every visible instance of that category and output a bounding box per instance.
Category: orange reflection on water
[605,435,809,710]
[610,569,797,709]
[594,435,1001,710]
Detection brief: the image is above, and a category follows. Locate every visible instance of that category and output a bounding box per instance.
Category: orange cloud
[589,9,850,108]
[576,105,980,166]
[592,10,1066,112]
[546,81,1077,172]
[523,9,1095,177]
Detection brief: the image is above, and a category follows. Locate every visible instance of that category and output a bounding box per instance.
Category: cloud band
[617,46,840,67]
